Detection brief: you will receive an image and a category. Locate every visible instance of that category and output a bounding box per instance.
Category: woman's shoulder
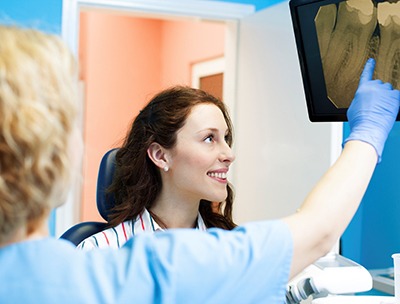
[77,220,134,250]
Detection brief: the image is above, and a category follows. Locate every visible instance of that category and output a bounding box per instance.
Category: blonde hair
[0,26,78,243]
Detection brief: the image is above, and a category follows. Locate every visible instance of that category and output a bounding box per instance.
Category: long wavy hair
[107,86,237,230]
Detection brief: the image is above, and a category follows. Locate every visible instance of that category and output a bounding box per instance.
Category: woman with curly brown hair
[78,86,237,250]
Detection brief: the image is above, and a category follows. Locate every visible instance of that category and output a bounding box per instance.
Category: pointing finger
[359,58,376,85]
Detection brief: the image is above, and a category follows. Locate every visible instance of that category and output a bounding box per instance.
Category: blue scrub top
[0,220,293,303]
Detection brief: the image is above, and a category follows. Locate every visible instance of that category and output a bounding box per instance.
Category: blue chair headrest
[96,148,118,221]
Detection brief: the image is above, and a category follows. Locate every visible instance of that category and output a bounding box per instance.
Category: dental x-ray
[290,0,400,122]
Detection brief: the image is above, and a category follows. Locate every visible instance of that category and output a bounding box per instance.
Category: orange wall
[79,11,225,222]
[161,19,225,88]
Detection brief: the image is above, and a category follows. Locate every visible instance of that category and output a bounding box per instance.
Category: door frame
[58,0,255,236]
[191,56,225,89]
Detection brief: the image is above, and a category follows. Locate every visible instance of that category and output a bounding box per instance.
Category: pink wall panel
[160,19,225,88]
[80,12,163,221]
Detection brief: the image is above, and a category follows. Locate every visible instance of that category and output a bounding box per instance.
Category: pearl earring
[163,166,169,172]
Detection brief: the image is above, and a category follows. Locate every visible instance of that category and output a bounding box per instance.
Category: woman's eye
[204,135,214,143]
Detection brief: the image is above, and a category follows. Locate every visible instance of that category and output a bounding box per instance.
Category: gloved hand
[344,58,400,163]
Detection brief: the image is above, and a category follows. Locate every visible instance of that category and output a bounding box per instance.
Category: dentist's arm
[283,59,400,278]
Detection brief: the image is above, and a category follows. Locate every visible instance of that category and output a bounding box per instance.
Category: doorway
[192,56,225,100]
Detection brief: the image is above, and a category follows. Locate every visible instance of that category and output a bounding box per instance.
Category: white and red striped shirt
[77,208,207,250]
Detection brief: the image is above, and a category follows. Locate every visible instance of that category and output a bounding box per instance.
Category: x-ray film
[290,0,400,122]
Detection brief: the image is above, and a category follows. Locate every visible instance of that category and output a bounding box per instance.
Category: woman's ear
[147,143,168,170]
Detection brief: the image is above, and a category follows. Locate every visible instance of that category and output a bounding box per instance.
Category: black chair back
[60,148,119,246]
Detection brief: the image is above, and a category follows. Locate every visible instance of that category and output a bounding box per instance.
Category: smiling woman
[154,103,235,206]
[77,85,237,250]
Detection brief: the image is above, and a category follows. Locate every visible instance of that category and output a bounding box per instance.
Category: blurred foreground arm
[283,58,400,278]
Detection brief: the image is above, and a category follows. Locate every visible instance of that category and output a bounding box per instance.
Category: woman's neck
[0,218,48,248]
[150,195,200,229]
[26,219,49,240]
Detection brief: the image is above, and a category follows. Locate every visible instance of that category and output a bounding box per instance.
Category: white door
[232,1,342,224]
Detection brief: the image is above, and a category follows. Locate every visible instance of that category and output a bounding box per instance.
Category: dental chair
[60,148,119,246]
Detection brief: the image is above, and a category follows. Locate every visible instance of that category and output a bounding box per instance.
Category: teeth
[208,172,227,179]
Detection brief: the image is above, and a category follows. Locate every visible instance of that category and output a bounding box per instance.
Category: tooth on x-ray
[375,1,400,89]
[315,0,378,109]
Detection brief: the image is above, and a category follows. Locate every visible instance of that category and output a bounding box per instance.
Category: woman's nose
[219,143,235,163]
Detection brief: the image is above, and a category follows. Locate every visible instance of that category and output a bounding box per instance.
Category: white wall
[232,2,342,224]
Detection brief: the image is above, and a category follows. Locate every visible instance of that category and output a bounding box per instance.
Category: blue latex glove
[344,58,400,163]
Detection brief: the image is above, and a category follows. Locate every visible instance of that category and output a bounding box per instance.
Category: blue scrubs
[0,220,292,303]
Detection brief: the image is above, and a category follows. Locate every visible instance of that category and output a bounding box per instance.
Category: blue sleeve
[0,222,292,304]
[114,220,293,303]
